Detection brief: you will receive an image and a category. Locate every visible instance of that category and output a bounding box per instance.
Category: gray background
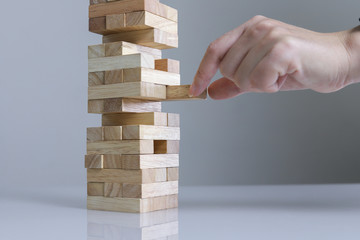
[0,0,359,190]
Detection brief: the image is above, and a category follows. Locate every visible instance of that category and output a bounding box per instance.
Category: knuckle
[255,19,276,31]
[207,41,219,55]
[251,15,267,22]
[266,26,286,40]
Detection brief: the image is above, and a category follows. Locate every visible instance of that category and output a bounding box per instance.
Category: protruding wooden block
[123,68,180,85]
[89,17,107,35]
[88,53,154,73]
[123,181,178,198]
[106,14,125,31]
[154,140,179,154]
[122,154,179,170]
[87,140,154,154]
[102,112,167,126]
[88,44,105,59]
[104,69,123,84]
[87,168,166,183]
[166,85,207,100]
[89,0,178,22]
[87,194,178,213]
[103,154,122,169]
[88,82,166,101]
[122,125,180,140]
[103,126,122,140]
[85,154,104,169]
[89,72,105,86]
[105,41,162,59]
[167,168,179,181]
[88,183,104,196]
[167,113,180,127]
[87,127,104,142]
[155,59,180,74]
[88,98,162,114]
[104,183,122,197]
[103,29,178,50]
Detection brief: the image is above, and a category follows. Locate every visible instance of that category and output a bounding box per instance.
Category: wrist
[343,26,360,84]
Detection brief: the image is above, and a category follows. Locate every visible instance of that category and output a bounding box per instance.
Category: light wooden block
[122,125,180,140]
[88,82,166,101]
[102,112,167,126]
[87,140,154,155]
[87,194,178,213]
[103,154,122,169]
[155,59,180,74]
[88,53,154,73]
[167,113,180,127]
[88,44,105,59]
[123,181,178,198]
[123,68,180,85]
[87,168,166,183]
[103,126,122,141]
[122,154,179,170]
[89,0,178,22]
[87,127,104,142]
[103,29,178,49]
[104,183,122,197]
[88,98,162,114]
[166,85,207,100]
[88,72,105,86]
[104,69,123,84]
[167,167,179,181]
[105,41,162,59]
[88,183,104,196]
[106,14,125,31]
[85,154,104,169]
[154,140,179,154]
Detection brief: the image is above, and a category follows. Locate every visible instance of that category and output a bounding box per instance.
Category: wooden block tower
[86,0,207,213]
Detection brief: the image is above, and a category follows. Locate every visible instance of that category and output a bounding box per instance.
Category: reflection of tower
[86,0,207,213]
[87,208,179,239]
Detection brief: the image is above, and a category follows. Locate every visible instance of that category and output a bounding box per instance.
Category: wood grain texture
[88,82,166,101]
[167,167,179,181]
[104,183,122,197]
[87,168,166,183]
[123,181,178,198]
[87,140,154,154]
[88,98,162,114]
[123,68,180,85]
[88,183,104,196]
[122,154,179,169]
[154,140,179,154]
[155,59,180,74]
[88,72,105,86]
[104,69,123,84]
[166,85,207,100]
[103,154,122,168]
[103,29,178,50]
[89,0,178,22]
[85,154,104,168]
[103,126,122,140]
[88,44,105,59]
[122,125,180,140]
[87,127,104,142]
[167,113,180,127]
[102,112,167,126]
[105,41,162,59]
[88,53,154,72]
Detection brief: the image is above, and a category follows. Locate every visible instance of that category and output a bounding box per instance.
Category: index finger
[189,15,266,96]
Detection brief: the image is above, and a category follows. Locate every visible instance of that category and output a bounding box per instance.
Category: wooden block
[104,183,122,197]
[123,181,178,198]
[87,168,166,183]
[87,140,154,154]
[88,44,105,59]
[167,113,180,127]
[103,126,122,140]
[88,98,162,114]
[85,154,104,169]
[88,53,154,72]
[103,29,178,50]
[88,72,104,86]
[102,112,167,126]
[103,154,122,168]
[104,70,123,84]
[167,167,179,181]
[155,59,180,74]
[89,0,178,22]
[88,82,166,101]
[88,183,104,196]
[90,0,106,4]
[87,194,178,213]
[106,14,125,31]
[105,41,162,59]
[154,140,179,154]
[166,85,207,101]
[89,17,108,35]
[87,127,104,142]
[122,154,179,170]
[122,125,180,140]
[123,68,180,85]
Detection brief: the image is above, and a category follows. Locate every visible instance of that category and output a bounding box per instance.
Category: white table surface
[1,184,360,240]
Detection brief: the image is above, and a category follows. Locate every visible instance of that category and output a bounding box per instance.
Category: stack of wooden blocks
[86,0,207,213]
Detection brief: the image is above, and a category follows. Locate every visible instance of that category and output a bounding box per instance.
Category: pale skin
[189,15,360,99]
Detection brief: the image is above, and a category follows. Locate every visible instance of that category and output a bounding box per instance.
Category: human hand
[189,16,360,99]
